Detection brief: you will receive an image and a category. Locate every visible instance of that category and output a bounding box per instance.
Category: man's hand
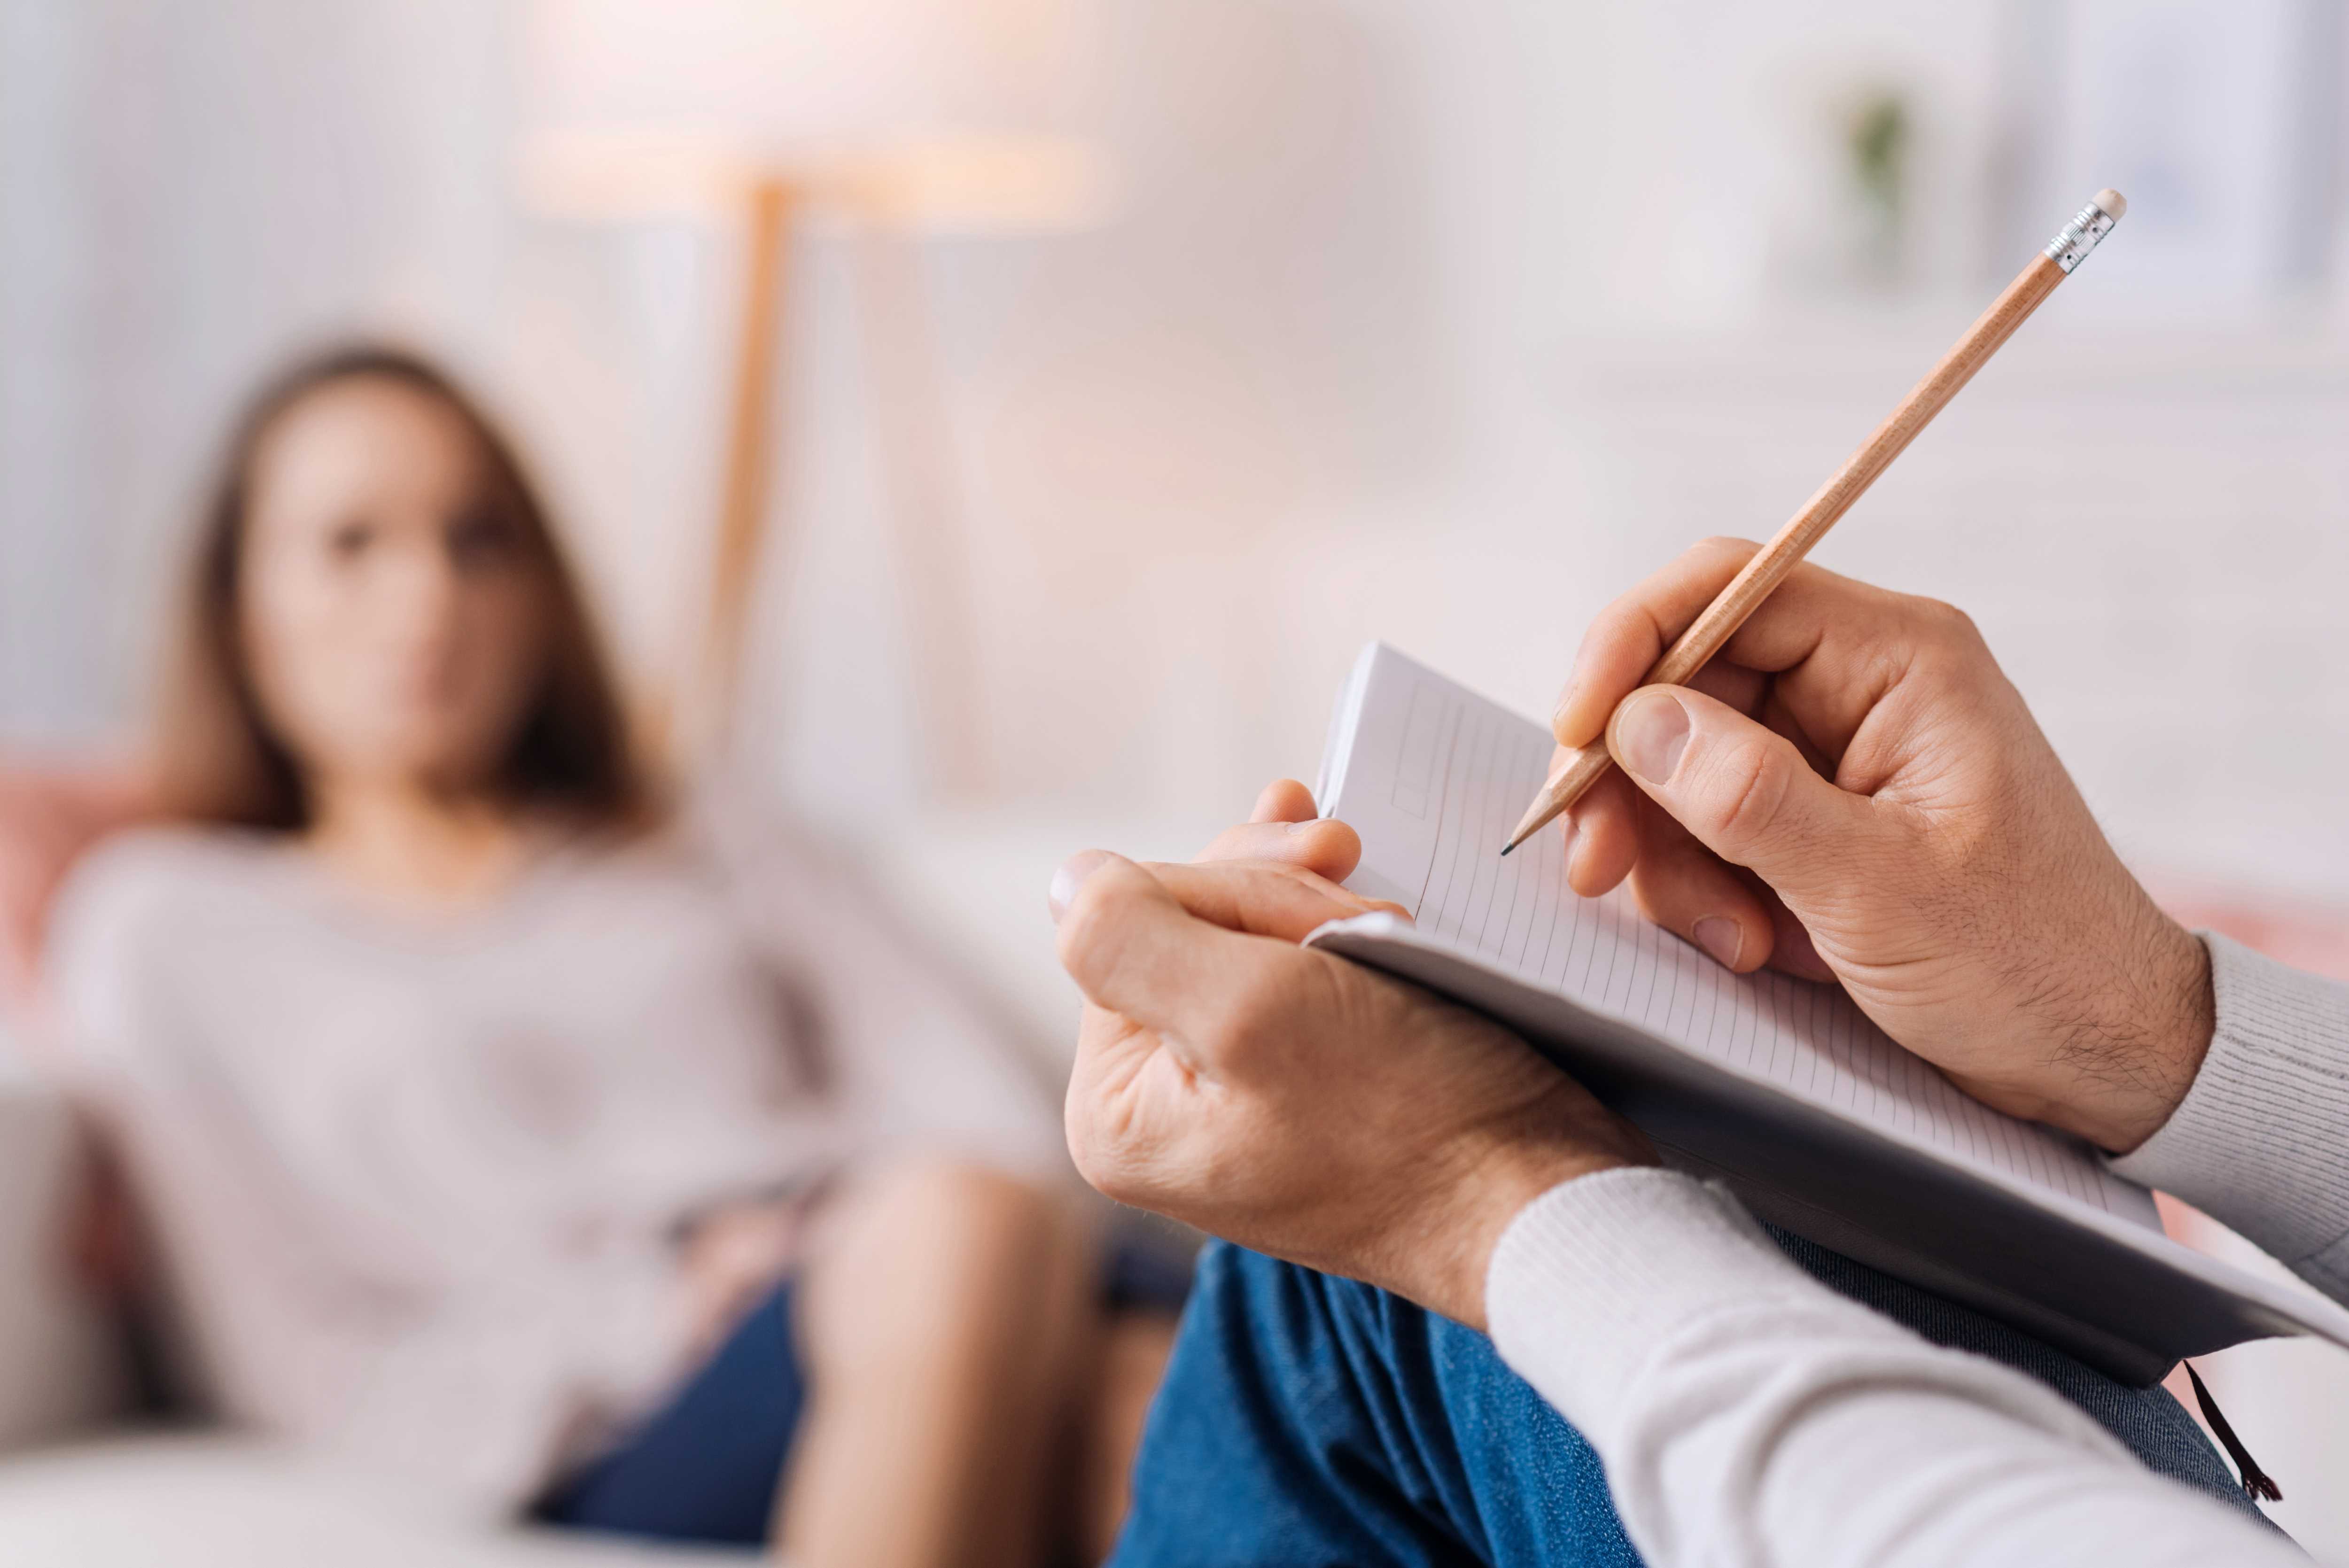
[1052,788,1653,1329]
[1550,538,2211,1153]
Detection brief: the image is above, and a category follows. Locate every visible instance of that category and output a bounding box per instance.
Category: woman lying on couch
[9,347,1172,1567]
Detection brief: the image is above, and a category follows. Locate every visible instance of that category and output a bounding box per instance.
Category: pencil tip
[1498,841,1515,858]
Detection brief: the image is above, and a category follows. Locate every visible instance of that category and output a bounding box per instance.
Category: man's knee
[1193,1241,1386,1322]
[1172,1242,1456,1434]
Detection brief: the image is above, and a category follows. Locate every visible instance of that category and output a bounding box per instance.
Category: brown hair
[155,345,651,832]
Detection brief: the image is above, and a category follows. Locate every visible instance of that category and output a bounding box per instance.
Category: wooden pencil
[1501,188,2129,857]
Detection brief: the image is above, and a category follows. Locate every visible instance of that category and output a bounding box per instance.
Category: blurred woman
[39,347,1170,1566]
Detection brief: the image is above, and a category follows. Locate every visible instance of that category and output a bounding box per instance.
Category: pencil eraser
[2093,188,2127,220]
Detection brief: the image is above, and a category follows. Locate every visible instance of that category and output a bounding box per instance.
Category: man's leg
[1115,1236,2267,1568]
[1111,1241,1638,1568]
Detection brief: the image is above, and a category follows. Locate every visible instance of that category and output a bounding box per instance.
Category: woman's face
[238,377,553,800]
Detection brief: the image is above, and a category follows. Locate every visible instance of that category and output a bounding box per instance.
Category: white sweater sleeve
[2109,931,2349,1302]
[1484,1168,2295,1568]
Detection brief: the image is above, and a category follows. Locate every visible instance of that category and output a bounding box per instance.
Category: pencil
[1501,188,2128,857]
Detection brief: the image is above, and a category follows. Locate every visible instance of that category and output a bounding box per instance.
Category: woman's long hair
[154,345,650,832]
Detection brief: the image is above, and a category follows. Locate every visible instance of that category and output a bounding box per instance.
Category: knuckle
[1584,599,1646,647]
[1900,597,2001,690]
[1698,735,1793,849]
[1237,862,1309,921]
[1911,594,1981,645]
[1196,827,1249,863]
[1692,534,1761,562]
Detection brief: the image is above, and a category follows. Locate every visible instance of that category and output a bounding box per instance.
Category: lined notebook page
[1319,643,2157,1224]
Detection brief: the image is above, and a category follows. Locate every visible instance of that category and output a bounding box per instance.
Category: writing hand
[1550,539,2210,1152]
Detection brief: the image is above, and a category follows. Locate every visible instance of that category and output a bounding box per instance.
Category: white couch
[0,1063,755,1565]
[0,808,1213,1564]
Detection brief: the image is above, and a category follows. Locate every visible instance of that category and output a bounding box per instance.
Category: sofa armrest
[0,1049,129,1453]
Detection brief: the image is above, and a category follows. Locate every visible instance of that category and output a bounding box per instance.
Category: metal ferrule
[2044,199,2119,273]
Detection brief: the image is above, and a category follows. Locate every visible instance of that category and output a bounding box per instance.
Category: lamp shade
[519,0,1110,229]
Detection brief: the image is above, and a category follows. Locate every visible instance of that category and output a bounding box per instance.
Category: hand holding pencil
[1502,189,2129,856]
[1485,190,2227,1151]
[1513,535,2216,1155]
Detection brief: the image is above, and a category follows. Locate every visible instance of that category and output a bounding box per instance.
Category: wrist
[2061,915,2216,1155]
[1423,1117,1658,1333]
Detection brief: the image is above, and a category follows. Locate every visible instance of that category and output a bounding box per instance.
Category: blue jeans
[1113,1234,2269,1567]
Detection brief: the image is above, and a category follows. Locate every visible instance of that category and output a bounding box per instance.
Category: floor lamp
[518,0,1108,791]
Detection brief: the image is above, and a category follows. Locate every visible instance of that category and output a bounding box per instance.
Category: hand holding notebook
[1053,813,1661,1331]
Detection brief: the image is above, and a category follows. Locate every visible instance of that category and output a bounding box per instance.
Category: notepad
[1308,643,2349,1382]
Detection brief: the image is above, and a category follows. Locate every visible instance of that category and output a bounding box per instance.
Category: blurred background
[8,0,2349,870]
[4,0,2349,1557]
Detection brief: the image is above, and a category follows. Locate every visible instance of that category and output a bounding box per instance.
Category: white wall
[880,0,2349,896]
[8,0,2347,892]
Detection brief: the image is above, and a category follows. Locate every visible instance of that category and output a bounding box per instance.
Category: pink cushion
[0,762,152,1008]
[2151,882,2349,985]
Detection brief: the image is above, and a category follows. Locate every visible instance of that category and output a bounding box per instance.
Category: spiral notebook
[1307,642,2349,1383]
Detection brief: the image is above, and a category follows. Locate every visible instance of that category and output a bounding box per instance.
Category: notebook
[1307,642,2349,1383]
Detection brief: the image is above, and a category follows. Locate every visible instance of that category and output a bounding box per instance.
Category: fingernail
[1693,916,1742,970]
[1049,850,1114,923]
[1283,817,1322,835]
[1613,690,1690,784]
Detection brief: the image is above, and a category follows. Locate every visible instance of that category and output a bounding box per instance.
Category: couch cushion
[0,1071,132,1451]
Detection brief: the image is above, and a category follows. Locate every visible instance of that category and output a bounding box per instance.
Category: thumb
[1606,685,1882,906]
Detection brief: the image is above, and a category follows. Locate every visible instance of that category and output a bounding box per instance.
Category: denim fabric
[537,1278,805,1545]
[1114,1232,2268,1568]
